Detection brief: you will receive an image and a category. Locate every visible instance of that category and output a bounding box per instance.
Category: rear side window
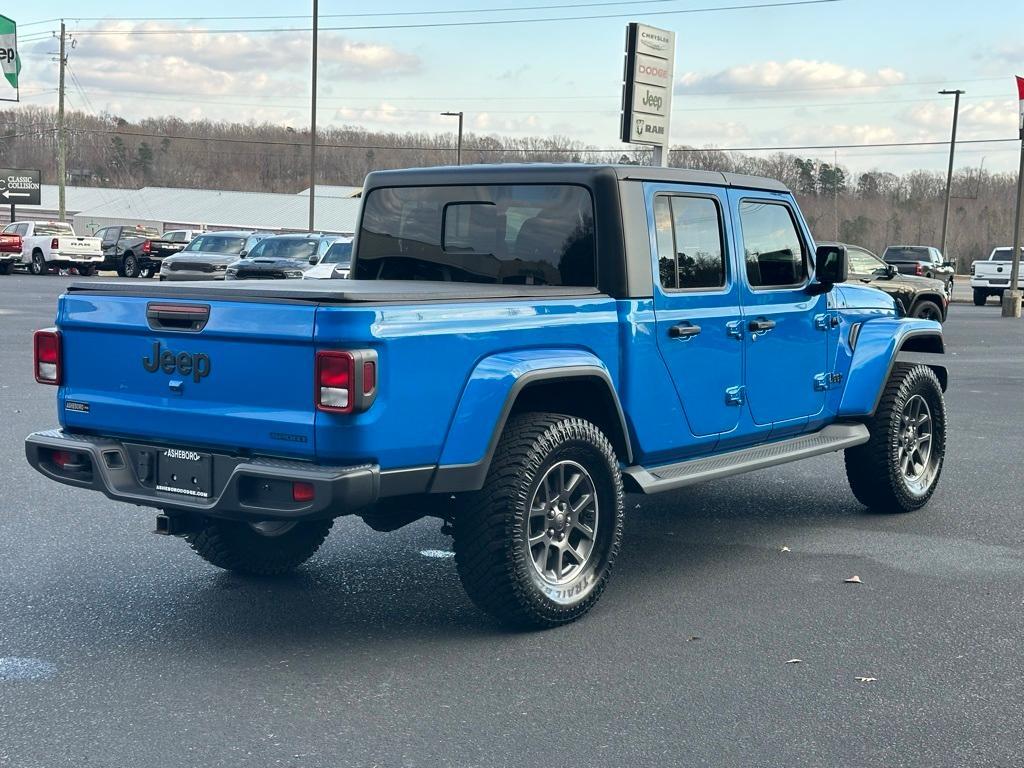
[355,184,596,286]
[653,195,726,290]
[738,201,807,288]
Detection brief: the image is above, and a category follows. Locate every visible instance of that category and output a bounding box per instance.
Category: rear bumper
[25,429,379,521]
[54,252,104,263]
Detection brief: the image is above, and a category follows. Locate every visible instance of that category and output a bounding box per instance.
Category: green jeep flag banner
[0,15,20,99]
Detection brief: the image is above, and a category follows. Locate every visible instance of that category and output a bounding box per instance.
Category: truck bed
[66,279,606,304]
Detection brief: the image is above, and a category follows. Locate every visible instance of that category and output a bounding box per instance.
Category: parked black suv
[829,242,949,322]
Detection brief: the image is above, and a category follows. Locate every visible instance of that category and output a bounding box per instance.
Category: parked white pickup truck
[0,221,104,275]
[971,247,1024,305]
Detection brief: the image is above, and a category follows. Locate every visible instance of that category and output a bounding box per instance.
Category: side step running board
[624,423,870,495]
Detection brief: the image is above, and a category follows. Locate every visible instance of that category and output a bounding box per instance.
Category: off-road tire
[121,253,140,278]
[453,413,624,629]
[973,289,987,306]
[0,262,12,275]
[844,364,945,513]
[185,518,333,576]
[30,251,48,275]
[912,299,944,322]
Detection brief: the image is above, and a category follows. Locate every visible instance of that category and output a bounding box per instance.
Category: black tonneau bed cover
[66,279,606,304]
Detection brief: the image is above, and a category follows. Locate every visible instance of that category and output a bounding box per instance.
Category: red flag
[1017,75,1024,100]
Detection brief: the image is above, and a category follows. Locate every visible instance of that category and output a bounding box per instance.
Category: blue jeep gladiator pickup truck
[26,165,947,628]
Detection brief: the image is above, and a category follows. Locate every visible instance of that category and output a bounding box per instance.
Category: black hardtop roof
[363,163,790,194]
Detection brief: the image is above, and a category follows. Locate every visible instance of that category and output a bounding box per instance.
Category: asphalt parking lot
[1,273,1022,768]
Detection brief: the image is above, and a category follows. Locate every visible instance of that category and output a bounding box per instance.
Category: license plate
[156,448,213,498]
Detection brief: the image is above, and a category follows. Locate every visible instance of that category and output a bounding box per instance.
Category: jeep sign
[620,23,676,160]
[0,15,19,100]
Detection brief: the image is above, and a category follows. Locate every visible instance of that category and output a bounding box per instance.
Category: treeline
[2,106,1018,267]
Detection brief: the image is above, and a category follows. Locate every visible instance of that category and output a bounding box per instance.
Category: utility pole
[938,89,964,261]
[1001,76,1024,318]
[57,19,67,222]
[441,111,463,165]
[307,0,318,232]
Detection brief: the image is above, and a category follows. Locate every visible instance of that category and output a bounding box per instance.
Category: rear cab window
[354,184,596,286]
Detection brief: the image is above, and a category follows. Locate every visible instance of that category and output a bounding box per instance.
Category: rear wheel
[0,262,12,275]
[845,364,945,513]
[973,289,987,306]
[121,253,140,278]
[30,251,48,275]
[185,517,333,575]
[77,265,97,276]
[912,299,943,322]
[453,413,624,629]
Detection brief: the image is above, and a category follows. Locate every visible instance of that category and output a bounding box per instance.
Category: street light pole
[938,89,964,262]
[441,111,463,165]
[307,0,319,232]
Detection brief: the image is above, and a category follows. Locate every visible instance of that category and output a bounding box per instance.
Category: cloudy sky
[12,0,1024,173]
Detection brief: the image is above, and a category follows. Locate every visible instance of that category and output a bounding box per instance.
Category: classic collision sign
[620,23,676,148]
[0,168,41,205]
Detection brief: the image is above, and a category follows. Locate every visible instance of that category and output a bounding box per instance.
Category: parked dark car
[225,233,339,280]
[94,224,185,278]
[834,242,949,322]
[159,232,268,281]
[881,245,955,295]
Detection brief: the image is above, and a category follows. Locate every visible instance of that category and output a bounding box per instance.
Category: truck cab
[26,165,948,628]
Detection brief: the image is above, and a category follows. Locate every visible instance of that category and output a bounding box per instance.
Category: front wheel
[185,517,333,575]
[912,299,944,322]
[453,413,624,629]
[844,364,945,513]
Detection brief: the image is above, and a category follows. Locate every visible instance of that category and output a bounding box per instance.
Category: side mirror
[885,263,897,278]
[308,255,319,265]
[238,250,248,258]
[808,244,848,294]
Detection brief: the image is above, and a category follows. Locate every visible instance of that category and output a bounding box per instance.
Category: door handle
[668,323,702,339]
[748,319,776,332]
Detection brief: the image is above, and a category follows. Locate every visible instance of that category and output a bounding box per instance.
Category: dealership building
[1,184,362,235]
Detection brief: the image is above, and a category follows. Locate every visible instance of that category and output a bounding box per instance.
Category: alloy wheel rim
[897,394,936,495]
[526,460,599,586]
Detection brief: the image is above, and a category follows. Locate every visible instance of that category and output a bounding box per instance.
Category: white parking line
[419,549,455,559]
[0,657,57,681]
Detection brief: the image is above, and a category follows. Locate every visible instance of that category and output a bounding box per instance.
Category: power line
[25,0,832,24]
[68,1,843,36]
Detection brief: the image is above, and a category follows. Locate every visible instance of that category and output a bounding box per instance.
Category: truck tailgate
[57,236,102,256]
[58,292,318,458]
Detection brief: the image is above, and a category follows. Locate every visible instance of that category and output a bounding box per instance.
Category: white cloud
[905,100,1018,134]
[676,59,906,98]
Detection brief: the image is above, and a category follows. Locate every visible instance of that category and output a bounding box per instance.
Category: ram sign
[620,23,676,156]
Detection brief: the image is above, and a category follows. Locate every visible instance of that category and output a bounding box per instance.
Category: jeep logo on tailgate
[142,341,211,382]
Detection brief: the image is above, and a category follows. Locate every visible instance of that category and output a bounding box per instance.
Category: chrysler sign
[620,23,676,151]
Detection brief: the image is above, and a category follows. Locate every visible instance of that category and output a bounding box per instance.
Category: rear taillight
[51,237,59,250]
[315,349,378,413]
[34,329,61,385]
[914,263,923,276]
[143,240,152,254]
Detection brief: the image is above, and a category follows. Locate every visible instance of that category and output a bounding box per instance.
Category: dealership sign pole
[621,23,676,167]
[1003,75,1024,318]
[0,14,19,102]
